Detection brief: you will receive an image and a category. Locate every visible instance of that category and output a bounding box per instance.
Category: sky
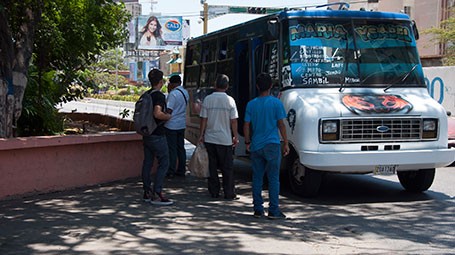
[138,0,327,38]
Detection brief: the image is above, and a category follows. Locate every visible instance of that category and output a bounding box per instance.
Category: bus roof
[189,9,411,42]
[281,9,411,21]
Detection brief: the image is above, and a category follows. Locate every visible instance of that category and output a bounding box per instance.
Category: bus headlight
[422,118,438,139]
[321,120,339,141]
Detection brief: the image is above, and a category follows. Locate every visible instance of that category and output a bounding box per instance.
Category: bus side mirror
[268,18,279,39]
[412,20,419,40]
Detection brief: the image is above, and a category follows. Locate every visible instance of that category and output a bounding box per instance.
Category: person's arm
[230,118,239,147]
[153,105,171,121]
[198,117,207,144]
[166,93,175,114]
[277,119,289,156]
[243,121,251,152]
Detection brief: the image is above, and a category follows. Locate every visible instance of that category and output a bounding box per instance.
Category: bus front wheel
[288,157,323,197]
[397,169,435,192]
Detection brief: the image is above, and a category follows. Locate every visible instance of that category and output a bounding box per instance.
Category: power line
[153,1,374,18]
[153,1,330,16]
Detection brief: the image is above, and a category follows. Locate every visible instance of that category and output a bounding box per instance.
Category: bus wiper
[339,38,350,92]
[384,64,418,92]
[340,20,361,92]
[351,19,362,88]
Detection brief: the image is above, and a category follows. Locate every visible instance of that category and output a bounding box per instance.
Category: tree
[91,48,128,72]
[85,48,129,93]
[0,0,130,138]
[425,15,455,65]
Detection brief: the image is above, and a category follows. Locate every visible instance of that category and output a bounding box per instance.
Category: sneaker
[268,211,286,220]
[143,190,153,202]
[253,211,265,218]
[150,192,173,206]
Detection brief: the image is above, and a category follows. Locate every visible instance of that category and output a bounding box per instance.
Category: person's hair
[148,68,163,87]
[215,74,229,89]
[256,73,272,92]
[169,75,181,84]
[141,16,162,39]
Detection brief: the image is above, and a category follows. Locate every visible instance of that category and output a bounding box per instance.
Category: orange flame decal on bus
[342,94,412,114]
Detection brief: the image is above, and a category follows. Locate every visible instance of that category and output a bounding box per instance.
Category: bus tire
[397,168,435,192]
[288,157,323,197]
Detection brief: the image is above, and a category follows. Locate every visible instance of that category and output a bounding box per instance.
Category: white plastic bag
[188,143,209,178]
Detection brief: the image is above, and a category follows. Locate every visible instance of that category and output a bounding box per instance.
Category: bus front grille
[340,118,422,142]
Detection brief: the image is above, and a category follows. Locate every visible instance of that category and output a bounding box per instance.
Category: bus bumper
[299,148,455,172]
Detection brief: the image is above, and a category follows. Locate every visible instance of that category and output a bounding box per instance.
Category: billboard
[137,15,183,50]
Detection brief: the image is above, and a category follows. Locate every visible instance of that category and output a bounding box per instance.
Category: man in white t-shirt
[198,74,239,200]
[165,75,189,178]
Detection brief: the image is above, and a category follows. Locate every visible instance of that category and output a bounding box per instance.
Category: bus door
[234,37,263,136]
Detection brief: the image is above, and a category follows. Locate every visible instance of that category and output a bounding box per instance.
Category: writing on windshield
[283,19,423,88]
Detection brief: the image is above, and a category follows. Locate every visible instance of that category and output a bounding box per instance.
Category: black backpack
[133,89,158,136]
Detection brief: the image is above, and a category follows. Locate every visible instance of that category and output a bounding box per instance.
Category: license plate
[374,165,398,175]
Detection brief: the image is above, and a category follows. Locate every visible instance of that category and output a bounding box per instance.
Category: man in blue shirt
[243,73,290,219]
[165,75,189,178]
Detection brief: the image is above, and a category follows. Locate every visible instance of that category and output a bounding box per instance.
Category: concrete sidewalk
[1,166,454,254]
[0,171,318,255]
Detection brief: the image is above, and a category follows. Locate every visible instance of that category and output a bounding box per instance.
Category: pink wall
[0,132,144,200]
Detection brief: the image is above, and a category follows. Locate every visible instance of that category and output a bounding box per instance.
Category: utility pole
[203,2,208,34]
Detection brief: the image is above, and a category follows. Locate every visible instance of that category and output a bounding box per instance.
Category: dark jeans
[142,135,169,194]
[165,128,186,176]
[204,142,235,198]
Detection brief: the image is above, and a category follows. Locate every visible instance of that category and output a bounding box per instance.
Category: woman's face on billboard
[148,20,158,33]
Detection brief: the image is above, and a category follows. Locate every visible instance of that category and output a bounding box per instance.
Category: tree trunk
[0,3,41,138]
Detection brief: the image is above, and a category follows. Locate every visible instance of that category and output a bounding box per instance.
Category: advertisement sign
[137,15,183,50]
[424,66,455,114]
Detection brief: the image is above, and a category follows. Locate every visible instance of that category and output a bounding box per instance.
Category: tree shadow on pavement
[0,162,453,255]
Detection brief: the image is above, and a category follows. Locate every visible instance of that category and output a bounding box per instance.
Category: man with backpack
[139,68,173,205]
[165,75,189,179]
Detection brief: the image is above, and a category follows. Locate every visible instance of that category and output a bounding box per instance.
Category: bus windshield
[284,18,424,88]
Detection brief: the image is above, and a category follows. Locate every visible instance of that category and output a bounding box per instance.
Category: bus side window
[185,47,193,66]
[187,43,201,65]
[202,39,217,63]
[219,36,228,60]
[202,46,209,63]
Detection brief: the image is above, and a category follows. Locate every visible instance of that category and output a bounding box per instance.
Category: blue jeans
[165,128,186,176]
[250,143,281,215]
[142,135,169,194]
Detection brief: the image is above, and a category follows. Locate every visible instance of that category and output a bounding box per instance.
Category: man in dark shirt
[141,68,173,205]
